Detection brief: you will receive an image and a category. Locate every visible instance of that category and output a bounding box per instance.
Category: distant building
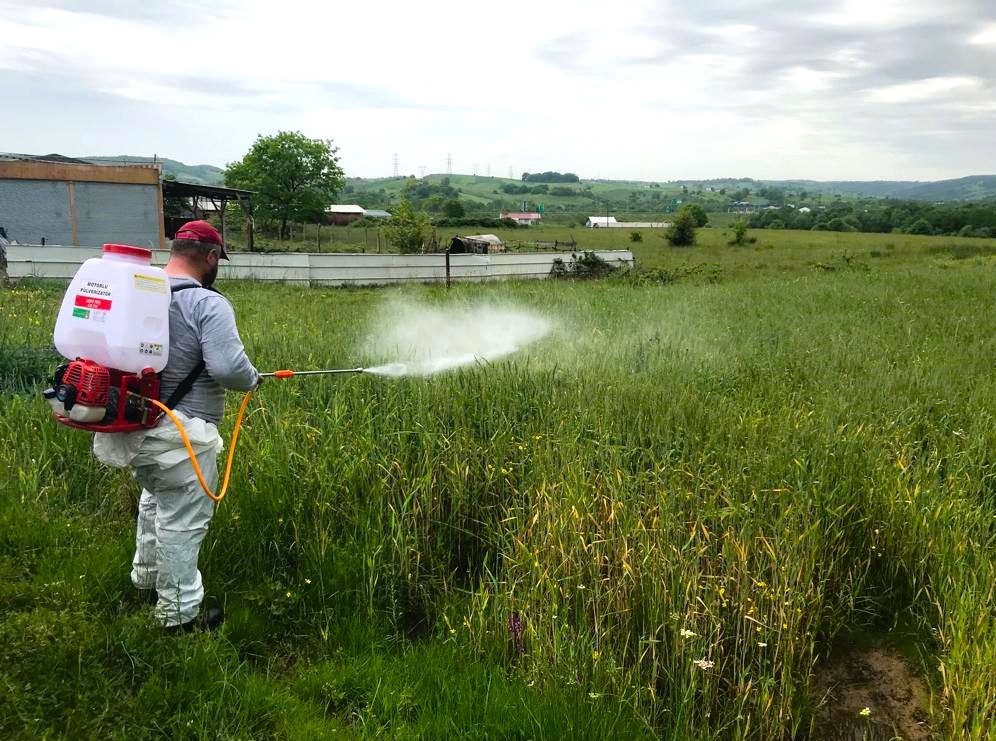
[0,152,164,247]
[500,211,542,226]
[726,201,770,214]
[585,216,668,228]
[798,206,812,213]
[363,209,391,219]
[324,204,366,225]
[585,216,618,228]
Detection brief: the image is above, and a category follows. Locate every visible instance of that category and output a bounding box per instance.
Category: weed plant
[2,233,996,738]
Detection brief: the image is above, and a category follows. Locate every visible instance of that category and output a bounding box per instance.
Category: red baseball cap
[174,220,229,259]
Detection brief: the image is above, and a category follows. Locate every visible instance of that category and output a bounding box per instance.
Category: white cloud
[864,76,983,103]
[0,0,994,180]
[969,24,996,44]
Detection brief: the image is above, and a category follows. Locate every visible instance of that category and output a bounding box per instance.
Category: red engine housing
[62,359,110,406]
[48,358,161,433]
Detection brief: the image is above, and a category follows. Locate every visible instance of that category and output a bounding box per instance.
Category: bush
[958,225,993,238]
[906,218,936,236]
[550,251,616,280]
[629,232,643,243]
[350,216,386,228]
[729,220,749,246]
[432,217,519,229]
[384,200,430,253]
[442,199,465,218]
[665,208,697,247]
[825,217,858,232]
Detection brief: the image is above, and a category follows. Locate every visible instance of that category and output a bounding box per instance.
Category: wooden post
[245,198,255,252]
[219,199,227,247]
[317,222,321,252]
[445,247,451,288]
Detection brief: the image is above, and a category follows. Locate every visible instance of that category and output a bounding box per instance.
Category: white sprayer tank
[54,244,171,373]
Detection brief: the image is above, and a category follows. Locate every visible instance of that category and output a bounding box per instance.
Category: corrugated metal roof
[325,204,366,214]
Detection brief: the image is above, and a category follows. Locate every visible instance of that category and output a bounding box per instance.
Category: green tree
[906,218,935,235]
[666,207,697,247]
[385,199,430,253]
[225,131,344,239]
[443,199,465,218]
[685,203,708,227]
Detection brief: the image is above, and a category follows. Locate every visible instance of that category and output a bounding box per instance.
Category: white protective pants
[94,414,223,628]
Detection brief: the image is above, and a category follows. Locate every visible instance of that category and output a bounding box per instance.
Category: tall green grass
[2,234,996,738]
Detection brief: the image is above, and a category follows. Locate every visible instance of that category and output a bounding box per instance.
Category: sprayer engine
[44,358,161,432]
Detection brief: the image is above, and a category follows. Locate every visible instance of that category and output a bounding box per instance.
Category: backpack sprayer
[44,243,370,503]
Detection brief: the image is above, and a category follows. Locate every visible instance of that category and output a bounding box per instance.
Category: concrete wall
[5,246,635,286]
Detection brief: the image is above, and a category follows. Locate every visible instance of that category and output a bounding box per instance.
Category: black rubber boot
[163,607,225,635]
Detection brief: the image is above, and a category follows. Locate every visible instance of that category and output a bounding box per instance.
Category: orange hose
[149,392,254,503]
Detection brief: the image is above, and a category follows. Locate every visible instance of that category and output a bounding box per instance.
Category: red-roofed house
[500,211,542,226]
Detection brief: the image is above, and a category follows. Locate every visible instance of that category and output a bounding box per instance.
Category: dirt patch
[811,646,933,740]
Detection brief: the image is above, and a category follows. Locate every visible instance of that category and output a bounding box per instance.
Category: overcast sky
[1,0,995,181]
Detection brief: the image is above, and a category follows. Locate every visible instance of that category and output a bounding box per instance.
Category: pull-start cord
[149,392,254,503]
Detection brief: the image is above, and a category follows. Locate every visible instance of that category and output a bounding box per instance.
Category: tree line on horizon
[747,198,996,237]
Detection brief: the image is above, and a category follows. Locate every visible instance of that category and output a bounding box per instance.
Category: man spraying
[94,220,260,633]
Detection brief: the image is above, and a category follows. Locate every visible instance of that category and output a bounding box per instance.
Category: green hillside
[86,156,225,186]
[343,173,702,223]
[82,156,996,204]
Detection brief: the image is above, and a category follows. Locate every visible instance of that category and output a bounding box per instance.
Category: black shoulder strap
[162,282,222,409]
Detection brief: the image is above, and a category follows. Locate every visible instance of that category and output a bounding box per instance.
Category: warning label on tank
[75,294,112,311]
[139,342,164,357]
[72,307,90,319]
[134,274,168,294]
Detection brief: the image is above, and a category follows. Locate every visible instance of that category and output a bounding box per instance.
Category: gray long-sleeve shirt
[160,277,259,425]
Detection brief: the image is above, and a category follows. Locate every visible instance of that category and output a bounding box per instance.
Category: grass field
[2,230,996,738]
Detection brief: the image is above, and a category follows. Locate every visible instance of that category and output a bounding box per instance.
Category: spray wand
[260,367,365,379]
[149,365,368,504]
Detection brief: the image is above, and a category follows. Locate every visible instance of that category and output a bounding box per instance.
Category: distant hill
[78,156,996,203]
[708,175,996,201]
[86,156,225,186]
[890,176,996,201]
